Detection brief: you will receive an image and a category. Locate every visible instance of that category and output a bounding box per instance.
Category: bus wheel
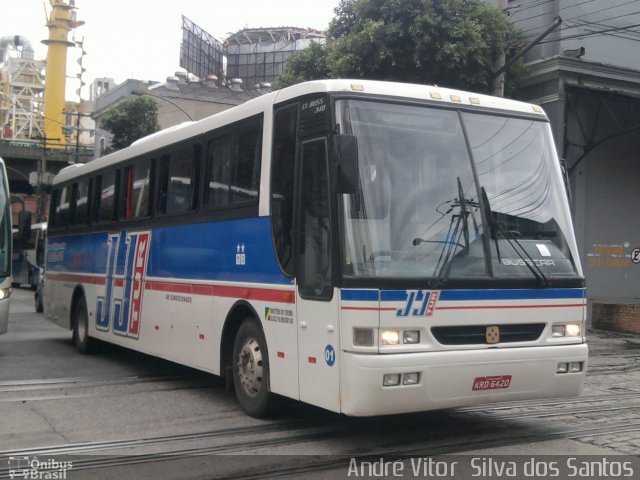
[233,319,277,417]
[72,295,93,354]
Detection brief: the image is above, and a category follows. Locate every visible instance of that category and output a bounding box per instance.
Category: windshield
[0,164,10,277]
[337,99,581,285]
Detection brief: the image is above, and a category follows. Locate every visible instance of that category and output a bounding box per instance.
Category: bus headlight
[381,330,400,345]
[552,323,582,338]
[0,287,11,300]
[566,324,582,337]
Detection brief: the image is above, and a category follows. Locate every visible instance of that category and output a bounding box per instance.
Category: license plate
[472,375,512,391]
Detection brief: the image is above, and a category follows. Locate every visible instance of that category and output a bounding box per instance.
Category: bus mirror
[334,134,359,194]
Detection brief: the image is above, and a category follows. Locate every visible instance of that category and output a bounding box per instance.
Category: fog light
[354,328,374,347]
[556,362,569,374]
[552,325,565,337]
[383,374,401,386]
[403,330,420,344]
[569,362,583,373]
[566,324,581,337]
[381,330,400,345]
[402,372,420,385]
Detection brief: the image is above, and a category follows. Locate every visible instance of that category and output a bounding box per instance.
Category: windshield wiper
[481,187,550,287]
[428,178,475,288]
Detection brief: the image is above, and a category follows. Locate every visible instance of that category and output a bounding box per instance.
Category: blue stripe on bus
[380,290,411,302]
[438,289,585,301]
[341,288,586,303]
[340,290,379,301]
[47,216,293,286]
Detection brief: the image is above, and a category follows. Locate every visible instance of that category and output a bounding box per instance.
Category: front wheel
[72,295,94,354]
[232,319,278,417]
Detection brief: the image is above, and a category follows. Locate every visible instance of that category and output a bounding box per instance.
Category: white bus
[0,158,12,334]
[44,80,588,417]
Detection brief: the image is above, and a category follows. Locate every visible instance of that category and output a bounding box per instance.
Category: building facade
[489,0,640,332]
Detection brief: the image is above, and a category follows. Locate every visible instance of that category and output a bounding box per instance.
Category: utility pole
[492,0,509,97]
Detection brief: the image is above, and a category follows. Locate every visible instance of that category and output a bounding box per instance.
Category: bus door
[295,138,341,412]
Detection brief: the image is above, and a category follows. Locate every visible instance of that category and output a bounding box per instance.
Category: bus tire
[72,295,94,354]
[232,318,278,418]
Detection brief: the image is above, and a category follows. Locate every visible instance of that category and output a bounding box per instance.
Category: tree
[100,96,160,152]
[278,0,525,94]
[274,42,330,89]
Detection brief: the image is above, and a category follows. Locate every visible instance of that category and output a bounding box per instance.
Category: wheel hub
[237,338,263,397]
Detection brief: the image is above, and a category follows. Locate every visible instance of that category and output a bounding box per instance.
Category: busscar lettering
[501,258,556,267]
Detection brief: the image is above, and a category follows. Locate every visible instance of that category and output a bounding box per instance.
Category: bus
[0,158,12,334]
[44,80,588,417]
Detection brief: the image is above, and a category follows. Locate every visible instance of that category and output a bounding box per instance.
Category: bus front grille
[431,324,546,345]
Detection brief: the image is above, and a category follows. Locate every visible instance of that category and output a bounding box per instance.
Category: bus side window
[92,175,102,222]
[157,154,170,215]
[206,117,262,209]
[122,160,152,219]
[168,149,193,214]
[74,179,90,226]
[99,170,117,222]
[55,186,70,228]
[271,105,297,276]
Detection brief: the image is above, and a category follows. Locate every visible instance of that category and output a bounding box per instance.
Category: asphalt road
[1,287,639,480]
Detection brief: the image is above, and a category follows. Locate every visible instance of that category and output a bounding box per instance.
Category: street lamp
[130,89,194,121]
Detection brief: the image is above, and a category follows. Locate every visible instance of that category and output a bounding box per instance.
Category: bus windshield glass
[0,165,10,278]
[337,99,580,284]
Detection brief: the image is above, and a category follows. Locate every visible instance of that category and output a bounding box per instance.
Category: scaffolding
[180,15,224,81]
[225,27,325,87]
[0,43,45,142]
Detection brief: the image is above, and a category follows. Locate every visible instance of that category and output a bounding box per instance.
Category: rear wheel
[72,295,93,354]
[232,318,278,417]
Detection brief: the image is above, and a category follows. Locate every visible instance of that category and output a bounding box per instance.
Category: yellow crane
[42,0,83,149]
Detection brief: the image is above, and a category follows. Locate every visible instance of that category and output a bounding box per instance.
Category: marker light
[354,328,374,347]
[402,373,420,385]
[403,330,420,344]
[569,362,583,373]
[383,374,401,387]
[381,330,400,345]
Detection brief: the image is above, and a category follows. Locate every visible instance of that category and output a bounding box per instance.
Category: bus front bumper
[340,343,588,416]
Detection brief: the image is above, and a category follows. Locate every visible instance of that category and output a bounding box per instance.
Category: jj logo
[396,290,439,317]
[96,231,150,338]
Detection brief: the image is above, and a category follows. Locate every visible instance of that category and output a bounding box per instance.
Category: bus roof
[53,79,547,186]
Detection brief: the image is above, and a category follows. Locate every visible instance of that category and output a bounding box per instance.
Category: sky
[0,0,340,100]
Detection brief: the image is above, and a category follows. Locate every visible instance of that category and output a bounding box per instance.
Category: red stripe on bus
[144,281,296,304]
[436,303,585,310]
[47,274,295,304]
[46,273,106,285]
[341,307,397,311]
